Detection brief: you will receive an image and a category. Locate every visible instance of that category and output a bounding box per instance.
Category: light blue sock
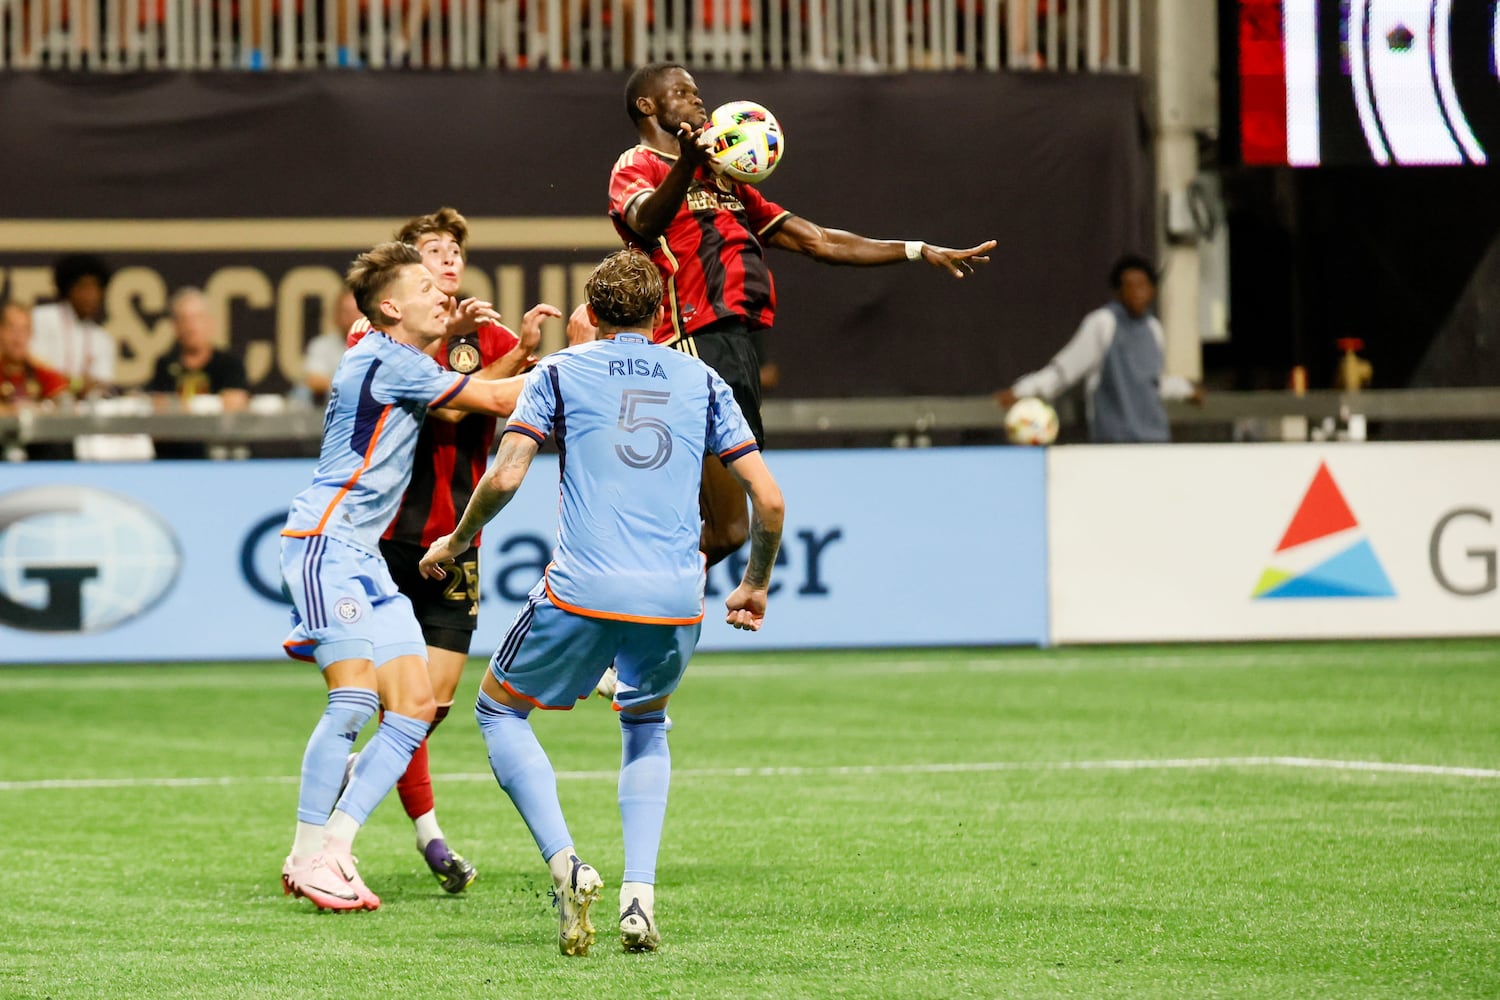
[619,710,670,884]
[333,710,429,825]
[476,689,573,860]
[297,687,379,825]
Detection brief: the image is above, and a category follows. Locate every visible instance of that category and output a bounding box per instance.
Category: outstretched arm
[995,309,1113,408]
[442,374,527,419]
[767,216,996,278]
[720,451,785,631]
[419,433,541,578]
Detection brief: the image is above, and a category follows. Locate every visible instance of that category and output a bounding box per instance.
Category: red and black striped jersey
[608,144,791,346]
[347,318,520,547]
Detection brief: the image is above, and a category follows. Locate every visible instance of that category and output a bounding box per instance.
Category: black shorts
[675,321,766,447]
[380,538,479,654]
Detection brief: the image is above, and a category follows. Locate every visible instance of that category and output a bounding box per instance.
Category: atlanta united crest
[448,339,482,374]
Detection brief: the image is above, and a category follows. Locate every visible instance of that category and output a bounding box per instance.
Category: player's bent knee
[387,693,437,724]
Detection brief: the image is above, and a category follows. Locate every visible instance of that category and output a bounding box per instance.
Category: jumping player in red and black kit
[609,63,996,565]
[347,207,560,891]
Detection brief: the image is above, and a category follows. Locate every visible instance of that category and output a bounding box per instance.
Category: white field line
[2,646,1496,690]
[3,756,1497,792]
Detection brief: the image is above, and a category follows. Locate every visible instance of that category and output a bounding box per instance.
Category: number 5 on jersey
[616,389,673,470]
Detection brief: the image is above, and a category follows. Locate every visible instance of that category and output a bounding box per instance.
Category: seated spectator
[296,290,360,407]
[0,300,70,413]
[147,287,250,412]
[30,253,116,397]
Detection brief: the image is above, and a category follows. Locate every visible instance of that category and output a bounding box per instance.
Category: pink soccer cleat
[322,838,381,910]
[281,853,365,912]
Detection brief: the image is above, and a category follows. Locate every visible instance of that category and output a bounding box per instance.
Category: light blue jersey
[506,331,758,624]
[283,331,468,554]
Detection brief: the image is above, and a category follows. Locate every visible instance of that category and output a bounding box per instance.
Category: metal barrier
[5,389,1500,459]
[0,0,1139,72]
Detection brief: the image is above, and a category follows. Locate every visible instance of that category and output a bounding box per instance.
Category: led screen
[1236,0,1500,165]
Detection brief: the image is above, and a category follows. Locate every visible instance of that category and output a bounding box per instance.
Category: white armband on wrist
[905,240,924,261]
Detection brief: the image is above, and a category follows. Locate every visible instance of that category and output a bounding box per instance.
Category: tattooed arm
[418,433,540,579]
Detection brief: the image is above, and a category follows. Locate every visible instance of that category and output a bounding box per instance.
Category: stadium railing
[5,388,1500,460]
[0,0,1140,73]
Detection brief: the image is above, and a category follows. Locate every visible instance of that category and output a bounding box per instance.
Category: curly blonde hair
[585,251,663,329]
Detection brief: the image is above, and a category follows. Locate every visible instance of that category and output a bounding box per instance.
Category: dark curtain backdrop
[0,71,1153,396]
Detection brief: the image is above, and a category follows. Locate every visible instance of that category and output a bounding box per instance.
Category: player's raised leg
[472,597,608,955]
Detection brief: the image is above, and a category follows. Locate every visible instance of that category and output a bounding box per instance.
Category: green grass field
[2,641,1498,998]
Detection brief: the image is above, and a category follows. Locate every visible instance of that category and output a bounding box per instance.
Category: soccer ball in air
[703,101,784,184]
[1004,397,1059,446]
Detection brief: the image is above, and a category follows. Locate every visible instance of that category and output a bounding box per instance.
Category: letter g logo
[0,486,182,633]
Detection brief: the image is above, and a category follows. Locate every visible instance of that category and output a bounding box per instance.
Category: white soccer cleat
[619,893,661,952]
[552,854,603,956]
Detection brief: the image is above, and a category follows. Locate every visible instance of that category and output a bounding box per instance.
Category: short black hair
[53,254,111,296]
[624,62,686,125]
[1109,254,1156,289]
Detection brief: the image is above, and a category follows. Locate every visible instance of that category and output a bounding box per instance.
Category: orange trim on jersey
[428,374,468,409]
[506,420,547,442]
[281,404,394,537]
[282,639,318,663]
[544,573,705,626]
[719,440,760,462]
[501,679,577,711]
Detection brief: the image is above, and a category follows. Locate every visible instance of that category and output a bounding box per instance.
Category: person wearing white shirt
[296,290,361,407]
[997,255,1201,443]
[29,254,115,397]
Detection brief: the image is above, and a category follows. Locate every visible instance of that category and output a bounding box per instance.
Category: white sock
[620,880,654,915]
[323,808,361,845]
[292,821,323,861]
[413,810,444,850]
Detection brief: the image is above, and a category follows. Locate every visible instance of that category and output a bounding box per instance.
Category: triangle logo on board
[1252,462,1395,599]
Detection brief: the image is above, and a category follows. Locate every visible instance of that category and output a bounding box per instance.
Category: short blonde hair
[585,251,663,329]
[346,242,423,327]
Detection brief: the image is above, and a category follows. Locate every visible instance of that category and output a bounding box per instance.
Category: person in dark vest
[997,255,1202,443]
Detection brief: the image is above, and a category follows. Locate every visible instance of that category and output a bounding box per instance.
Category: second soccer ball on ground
[1005,397,1059,446]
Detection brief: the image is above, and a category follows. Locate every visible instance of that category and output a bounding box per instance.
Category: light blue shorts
[490,580,702,711]
[280,534,427,669]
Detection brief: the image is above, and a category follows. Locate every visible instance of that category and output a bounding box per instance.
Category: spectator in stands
[0,300,70,413]
[30,253,115,397]
[147,287,251,411]
[996,254,1201,443]
[297,290,360,407]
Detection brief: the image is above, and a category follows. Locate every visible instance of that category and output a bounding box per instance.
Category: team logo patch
[448,340,482,374]
[334,597,363,623]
